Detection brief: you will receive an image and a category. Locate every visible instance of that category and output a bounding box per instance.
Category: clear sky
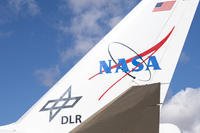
[0,0,199,132]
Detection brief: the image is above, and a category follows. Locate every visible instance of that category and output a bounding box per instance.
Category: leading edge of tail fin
[5,0,199,133]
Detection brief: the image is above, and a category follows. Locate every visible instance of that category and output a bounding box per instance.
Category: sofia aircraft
[0,0,199,132]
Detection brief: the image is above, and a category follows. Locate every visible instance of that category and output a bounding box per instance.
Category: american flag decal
[153,1,176,12]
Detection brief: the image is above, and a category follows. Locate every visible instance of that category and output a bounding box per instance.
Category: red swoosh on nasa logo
[89,27,175,81]
[89,27,175,100]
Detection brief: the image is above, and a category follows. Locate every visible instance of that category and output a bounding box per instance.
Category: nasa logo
[99,56,161,74]
[89,27,175,100]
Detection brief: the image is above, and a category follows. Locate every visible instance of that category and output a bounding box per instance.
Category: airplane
[0,0,199,132]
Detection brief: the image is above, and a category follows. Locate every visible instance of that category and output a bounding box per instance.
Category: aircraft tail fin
[0,0,199,133]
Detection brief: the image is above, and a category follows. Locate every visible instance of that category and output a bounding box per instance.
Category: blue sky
[0,0,199,131]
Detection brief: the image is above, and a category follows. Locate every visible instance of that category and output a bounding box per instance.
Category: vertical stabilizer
[0,0,199,133]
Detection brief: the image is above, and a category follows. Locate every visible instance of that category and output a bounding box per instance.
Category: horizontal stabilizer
[71,83,160,133]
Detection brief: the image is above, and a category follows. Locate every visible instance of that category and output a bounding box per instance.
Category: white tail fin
[0,0,199,132]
